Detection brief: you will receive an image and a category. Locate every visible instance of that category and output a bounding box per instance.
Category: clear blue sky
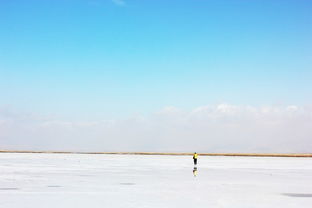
[1,0,312,120]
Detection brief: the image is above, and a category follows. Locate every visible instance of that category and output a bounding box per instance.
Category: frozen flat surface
[0,153,312,208]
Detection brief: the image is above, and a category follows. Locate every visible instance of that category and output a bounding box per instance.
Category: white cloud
[112,0,126,6]
[0,104,312,153]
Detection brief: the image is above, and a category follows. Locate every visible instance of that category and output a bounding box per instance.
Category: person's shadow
[193,166,198,177]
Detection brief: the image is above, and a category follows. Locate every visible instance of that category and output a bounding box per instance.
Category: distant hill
[0,150,311,157]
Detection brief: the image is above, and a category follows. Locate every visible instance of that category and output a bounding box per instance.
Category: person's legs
[194,158,197,165]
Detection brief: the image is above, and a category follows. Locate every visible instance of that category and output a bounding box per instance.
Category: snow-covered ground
[0,153,311,208]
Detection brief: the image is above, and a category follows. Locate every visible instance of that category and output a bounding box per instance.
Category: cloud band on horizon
[0,104,311,153]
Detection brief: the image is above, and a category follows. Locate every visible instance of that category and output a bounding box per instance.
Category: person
[193,152,198,165]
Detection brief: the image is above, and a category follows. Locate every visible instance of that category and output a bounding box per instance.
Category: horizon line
[0,150,311,157]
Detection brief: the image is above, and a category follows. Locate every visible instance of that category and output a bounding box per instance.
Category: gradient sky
[0,0,312,152]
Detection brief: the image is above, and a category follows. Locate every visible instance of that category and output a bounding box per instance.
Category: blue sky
[1,1,312,152]
[1,0,312,119]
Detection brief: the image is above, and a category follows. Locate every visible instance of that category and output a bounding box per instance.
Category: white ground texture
[0,153,312,208]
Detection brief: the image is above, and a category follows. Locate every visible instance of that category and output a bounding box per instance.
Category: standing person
[193,152,198,165]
